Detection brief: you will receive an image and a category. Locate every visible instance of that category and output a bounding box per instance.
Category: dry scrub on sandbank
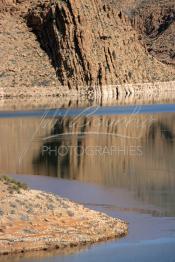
[0,176,128,255]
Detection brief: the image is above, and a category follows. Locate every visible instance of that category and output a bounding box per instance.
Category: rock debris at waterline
[0,177,128,255]
[1,81,175,99]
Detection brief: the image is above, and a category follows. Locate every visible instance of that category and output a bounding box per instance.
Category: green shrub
[0,176,28,193]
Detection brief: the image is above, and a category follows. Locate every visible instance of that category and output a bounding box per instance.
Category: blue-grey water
[1,103,175,118]
[0,102,175,262]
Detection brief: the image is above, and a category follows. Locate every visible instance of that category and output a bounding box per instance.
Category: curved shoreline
[0,177,128,255]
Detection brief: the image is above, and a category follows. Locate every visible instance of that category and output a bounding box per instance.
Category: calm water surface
[0,102,175,262]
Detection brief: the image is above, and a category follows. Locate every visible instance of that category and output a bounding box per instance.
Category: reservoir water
[0,101,175,262]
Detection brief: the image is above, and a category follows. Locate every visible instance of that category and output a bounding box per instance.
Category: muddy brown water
[0,101,175,262]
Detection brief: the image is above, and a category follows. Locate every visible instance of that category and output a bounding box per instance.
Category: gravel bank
[0,176,128,255]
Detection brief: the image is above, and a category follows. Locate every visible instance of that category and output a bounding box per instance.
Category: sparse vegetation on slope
[0,176,127,255]
[0,175,28,193]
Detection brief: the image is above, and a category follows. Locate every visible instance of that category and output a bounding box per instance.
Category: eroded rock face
[26,0,175,88]
[0,0,62,89]
[0,0,16,4]
[1,0,175,91]
[130,0,175,65]
[0,0,16,12]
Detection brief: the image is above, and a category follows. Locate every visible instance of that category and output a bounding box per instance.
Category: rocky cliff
[129,0,175,65]
[0,0,175,92]
[26,0,175,88]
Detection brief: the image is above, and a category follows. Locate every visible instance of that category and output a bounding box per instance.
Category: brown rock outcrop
[0,1,61,89]
[26,0,175,88]
[0,0,175,93]
[129,0,175,65]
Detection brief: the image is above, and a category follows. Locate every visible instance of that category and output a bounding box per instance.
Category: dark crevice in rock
[129,2,175,66]
[156,12,175,36]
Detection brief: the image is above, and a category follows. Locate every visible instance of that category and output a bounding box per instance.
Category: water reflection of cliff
[0,118,50,175]
[0,112,174,215]
[33,113,175,215]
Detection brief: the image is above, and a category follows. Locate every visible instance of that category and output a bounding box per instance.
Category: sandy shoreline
[0,176,128,255]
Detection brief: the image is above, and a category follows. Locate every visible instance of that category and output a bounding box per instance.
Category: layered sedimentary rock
[0,0,175,91]
[26,0,175,88]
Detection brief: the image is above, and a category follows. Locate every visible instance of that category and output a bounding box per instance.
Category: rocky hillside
[0,0,174,91]
[129,0,175,65]
[0,0,60,89]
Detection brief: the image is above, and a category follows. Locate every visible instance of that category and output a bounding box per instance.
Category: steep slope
[0,0,61,89]
[0,0,175,93]
[128,0,175,65]
[26,0,175,88]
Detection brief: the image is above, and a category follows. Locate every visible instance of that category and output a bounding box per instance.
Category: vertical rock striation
[27,0,175,89]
